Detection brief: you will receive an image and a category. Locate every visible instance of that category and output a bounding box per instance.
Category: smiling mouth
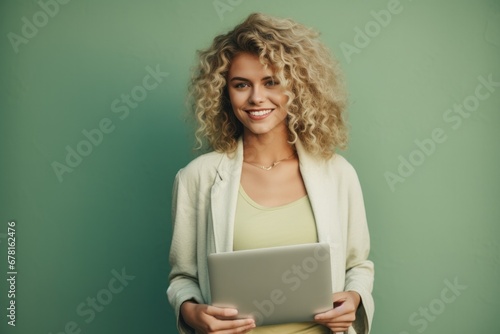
[245,109,274,117]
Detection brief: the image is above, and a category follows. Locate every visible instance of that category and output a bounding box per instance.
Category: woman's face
[227,52,288,139]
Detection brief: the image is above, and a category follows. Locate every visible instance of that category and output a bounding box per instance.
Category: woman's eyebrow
[229,76,249,82]
[229,76,274,82]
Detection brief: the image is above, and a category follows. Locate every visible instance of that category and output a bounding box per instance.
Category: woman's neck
[242,130,295,165]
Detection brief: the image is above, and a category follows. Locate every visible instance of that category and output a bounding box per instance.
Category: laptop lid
[207,243,332,327]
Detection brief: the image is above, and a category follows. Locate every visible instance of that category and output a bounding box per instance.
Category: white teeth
[248,109,273,116]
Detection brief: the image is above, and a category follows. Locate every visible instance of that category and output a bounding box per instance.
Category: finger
[330,313,355,322]
[314,313,356,323]
[323,320,351,330]
[210,318,256,333]
[320,309,356,323]
[331,326,350,333]
[227,318,256,329]
[206,305,239,318]
[322,317,355,332]
[314,307,343,320]
[314,309,338,322]
[231,321,256,333]
[315,307,356,324]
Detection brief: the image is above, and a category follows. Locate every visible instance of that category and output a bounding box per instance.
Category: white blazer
[167,139,374,333]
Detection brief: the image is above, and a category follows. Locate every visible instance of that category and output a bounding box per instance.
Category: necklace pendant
[261,165,273,171]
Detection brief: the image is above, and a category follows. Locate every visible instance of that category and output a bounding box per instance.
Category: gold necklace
[243,152,296,171]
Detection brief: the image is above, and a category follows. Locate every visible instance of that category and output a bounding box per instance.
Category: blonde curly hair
[188,12,349,158]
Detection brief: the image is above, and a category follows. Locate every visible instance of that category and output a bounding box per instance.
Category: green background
[1,0,499,333]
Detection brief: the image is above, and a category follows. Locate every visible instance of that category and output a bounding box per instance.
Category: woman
[168,13,374,334]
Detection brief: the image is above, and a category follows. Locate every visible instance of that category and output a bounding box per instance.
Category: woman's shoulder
[329,153,355,171]
[297,140,356,176]
[305,151,357,175]
[176,150,226,180]
[315,152,361,183]
[329,153,364,190]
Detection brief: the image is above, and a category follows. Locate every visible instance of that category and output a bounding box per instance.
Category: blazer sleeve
[167,170,203,334]
[343,166,375,334]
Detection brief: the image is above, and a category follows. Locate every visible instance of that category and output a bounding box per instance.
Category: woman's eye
[234,82,249,89]
[265,80,278,86]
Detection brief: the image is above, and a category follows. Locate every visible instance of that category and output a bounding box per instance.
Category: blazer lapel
[210,140,244,253]
[296,140,339,244]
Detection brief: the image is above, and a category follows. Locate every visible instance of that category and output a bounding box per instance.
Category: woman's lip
[245,108,274,111]
[245,108,274,120]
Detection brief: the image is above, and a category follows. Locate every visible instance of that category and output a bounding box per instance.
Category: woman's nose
[248,86,265,104]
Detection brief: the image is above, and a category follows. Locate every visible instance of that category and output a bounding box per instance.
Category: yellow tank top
[233,185,330,334]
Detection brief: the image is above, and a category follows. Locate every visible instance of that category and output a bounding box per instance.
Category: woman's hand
[180,301,256,334]
[313,291,361,333]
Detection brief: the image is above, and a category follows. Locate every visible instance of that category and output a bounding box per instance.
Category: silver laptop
[207,243,332,327]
